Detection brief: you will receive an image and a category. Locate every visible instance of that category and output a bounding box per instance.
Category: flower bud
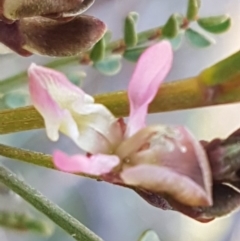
[0,0,94,21]
[204,129,240,183]
[0,15,106,56]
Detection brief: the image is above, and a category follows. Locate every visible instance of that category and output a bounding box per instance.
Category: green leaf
[139,230,161,241]
[94,55,122,76]
[66,71,86,87]
[124,12,138,48]
[3,91,29,108]
[129,12,139,23]
[187,0,200,21]
[197,15,231,34]
[124,46,148,62]
[162,14,179,39]
[185,28,215,47]
[90,37,106,62]
[175,14,185,26]
[169,32,184,50]
[103,30,112,44]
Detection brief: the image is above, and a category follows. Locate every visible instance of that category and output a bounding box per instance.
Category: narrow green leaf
[162,14,179,39]
[124,46,148,62]
[186,0,200,21]
[185,28,215,47]
[3,91,29,108]
[124,12,138,47]
[197,15,231,34]
[94,55,122,76]
[90,37,106,62]
[139,230,161,241]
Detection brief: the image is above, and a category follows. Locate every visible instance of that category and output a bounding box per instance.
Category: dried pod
[0,0,95,21]
[0,15,106,56]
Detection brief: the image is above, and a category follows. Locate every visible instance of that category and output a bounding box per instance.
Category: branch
[0,165,103,241]
[1,46,240,134]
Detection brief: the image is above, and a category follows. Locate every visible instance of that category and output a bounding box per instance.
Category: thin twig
[0,165,103,241]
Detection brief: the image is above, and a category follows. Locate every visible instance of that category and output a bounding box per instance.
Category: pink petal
[53,150,120,175]
[116,125,162,160]
[118,125,212,206]
[126,41,173,137]
[28,63,81,141]
[28,63,120,154]
[121,165,210,206]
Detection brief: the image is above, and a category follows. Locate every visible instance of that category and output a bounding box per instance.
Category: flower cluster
[28,41,240,222]
[0,0,106,56]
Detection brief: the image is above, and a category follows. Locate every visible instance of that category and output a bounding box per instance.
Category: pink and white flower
[28,41,212,215]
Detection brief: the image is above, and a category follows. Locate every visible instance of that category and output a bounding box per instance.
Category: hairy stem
[0,165,103,241]
[1,48,240,134]
[0,76,205,134]
[0,73,239,134]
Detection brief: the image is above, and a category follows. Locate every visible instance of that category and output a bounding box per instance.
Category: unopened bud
[0,0,95,21]
[204,129,240,183]
[0,15,106,57]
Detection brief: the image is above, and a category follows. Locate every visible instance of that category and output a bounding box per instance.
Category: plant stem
[0,73,239,135]
[0,165,103,241]
[0,143,99,180]
[0,76,203,134]
[1,48,240,134]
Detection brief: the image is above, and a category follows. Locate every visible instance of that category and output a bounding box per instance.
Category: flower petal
[116,125,163,159]
[28,63,81,141]
[121,165,210,206]
[53,150,120,175]
[28,63,87,139]
[72,102,123,150]
[126,41,173,137]
[168,183,240,222]
[152,126,212,203]
[28,64,119,154]
[118,125,212,206]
